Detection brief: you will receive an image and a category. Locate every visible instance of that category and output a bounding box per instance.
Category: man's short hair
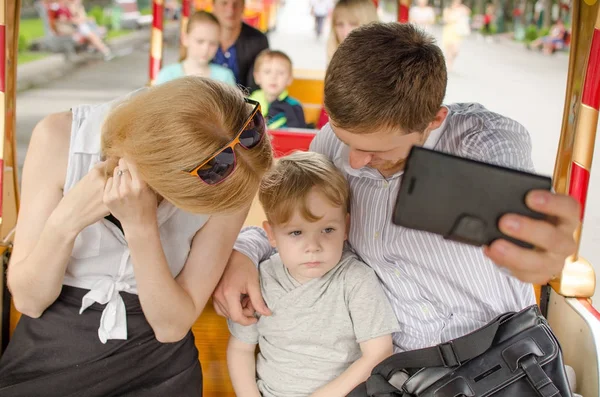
[254,49,293,74]
[259,151,349,225]
[324,22,447,134]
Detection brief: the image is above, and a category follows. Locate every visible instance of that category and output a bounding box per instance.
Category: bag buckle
[437,341,461,367]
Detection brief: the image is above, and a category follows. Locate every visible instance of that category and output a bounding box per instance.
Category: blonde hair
[180,11,220,61]
[259,151,349,225]
[327,0,379,61]
[101,76,273,214]
[253,49,293,74]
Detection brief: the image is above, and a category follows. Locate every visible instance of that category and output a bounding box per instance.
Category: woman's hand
[52,159,113,236]
[103,158,158,231]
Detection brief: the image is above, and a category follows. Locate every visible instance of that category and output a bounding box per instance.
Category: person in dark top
[212,0,270,89]
[249,50,307,129]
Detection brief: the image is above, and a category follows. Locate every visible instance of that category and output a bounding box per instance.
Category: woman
[318,0,379,128]
[326,0,379,62]
[0,77,273,396]
[409,0,436,32]
[442,0,471,71]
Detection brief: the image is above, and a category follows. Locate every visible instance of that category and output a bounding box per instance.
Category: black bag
[348,305,572,397]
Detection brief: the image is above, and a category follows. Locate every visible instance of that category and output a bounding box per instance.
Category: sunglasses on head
[187,98,266,185]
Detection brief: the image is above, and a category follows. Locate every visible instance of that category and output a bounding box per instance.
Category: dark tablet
[392,146,552,248]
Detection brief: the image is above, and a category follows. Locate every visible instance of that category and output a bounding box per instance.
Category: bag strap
[374,316,503,378]
[521,356,562,397]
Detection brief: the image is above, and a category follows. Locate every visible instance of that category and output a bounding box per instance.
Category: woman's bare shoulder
[24,111,73,188]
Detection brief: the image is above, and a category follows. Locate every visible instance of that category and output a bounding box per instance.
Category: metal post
[568,9,600,256]
[398,0,410,22]
[179,0,191,61]
[149,0,165,86]
[1,0,20,354]
[550,2,600,298]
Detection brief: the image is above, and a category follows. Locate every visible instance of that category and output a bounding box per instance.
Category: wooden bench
[288,69,325,127]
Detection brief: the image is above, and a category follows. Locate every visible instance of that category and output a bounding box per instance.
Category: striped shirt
[234,103,536,352]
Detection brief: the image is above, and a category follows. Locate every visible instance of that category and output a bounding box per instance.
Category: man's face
[213,0,244,30]
[332,125,424,176]
[331,108,447,176]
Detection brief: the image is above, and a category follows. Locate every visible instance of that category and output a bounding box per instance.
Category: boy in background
[250,50,307,129]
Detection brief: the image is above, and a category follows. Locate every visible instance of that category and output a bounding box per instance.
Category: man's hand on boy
[213,250,272,325]
[485,190,579,285]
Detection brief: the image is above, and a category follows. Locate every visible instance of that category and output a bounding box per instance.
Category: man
[214,23,579,352]
[212,0,269,89]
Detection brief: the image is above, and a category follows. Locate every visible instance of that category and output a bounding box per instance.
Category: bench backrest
[288,69,325,127]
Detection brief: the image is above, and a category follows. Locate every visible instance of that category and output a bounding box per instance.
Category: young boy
[227,151,399,397]
[249,50,308,129]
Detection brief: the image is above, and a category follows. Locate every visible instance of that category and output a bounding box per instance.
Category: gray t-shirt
[228,250,400,397]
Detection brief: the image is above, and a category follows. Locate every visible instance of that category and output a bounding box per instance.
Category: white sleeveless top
[63,96,210,343]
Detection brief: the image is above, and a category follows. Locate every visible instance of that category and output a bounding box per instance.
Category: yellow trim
[150,28,164,59]
[550,255,596,298]
[572,105,599,170]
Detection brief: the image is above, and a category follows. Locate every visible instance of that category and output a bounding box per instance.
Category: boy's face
[264,188,349,284]
[254,58,293,100]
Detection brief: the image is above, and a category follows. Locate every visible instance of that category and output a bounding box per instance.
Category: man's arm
[213,227,274,324]
[232,226,276,268]
[461,117,578,284]
[309,123,342,160]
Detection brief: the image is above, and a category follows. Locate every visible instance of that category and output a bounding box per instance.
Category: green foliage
[18,34,30,53]
[523,24,539,43]
[88,6,107,26]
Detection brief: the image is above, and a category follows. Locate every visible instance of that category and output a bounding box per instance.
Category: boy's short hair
[259,151,349,225]
[254,49,293,74]
[324,22,447,134]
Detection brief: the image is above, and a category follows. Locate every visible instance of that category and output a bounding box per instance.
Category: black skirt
[0,285,203,397]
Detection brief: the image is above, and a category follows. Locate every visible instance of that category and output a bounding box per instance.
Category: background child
[310,0,334,38]
[249,50,307,129]
[227,151,399,397]
[317,0,379,128]
[156,11,235,85]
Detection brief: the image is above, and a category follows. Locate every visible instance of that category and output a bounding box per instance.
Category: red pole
[149,0,165,85]
[568,10,600,257]
[397,0,410,22]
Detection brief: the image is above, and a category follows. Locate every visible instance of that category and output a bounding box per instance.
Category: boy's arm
[310,260,400,396]
[227,336,262,397]
[309,335,393,397]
